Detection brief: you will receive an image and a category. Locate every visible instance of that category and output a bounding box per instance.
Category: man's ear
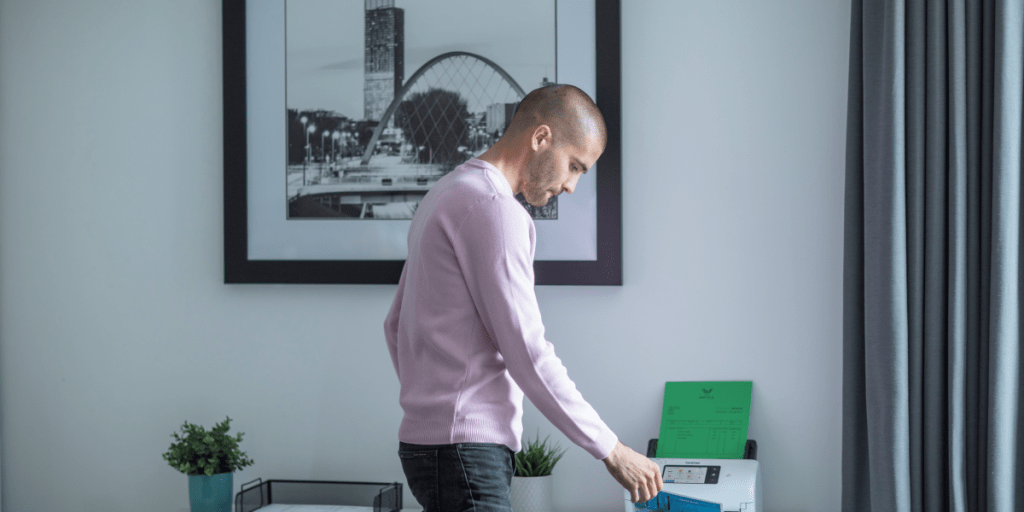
[531,124,552,150]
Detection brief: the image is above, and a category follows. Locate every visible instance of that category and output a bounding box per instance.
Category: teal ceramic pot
[188,472,233,512]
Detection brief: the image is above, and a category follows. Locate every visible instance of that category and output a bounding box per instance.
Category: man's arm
[383,263,408,377]
[452,197,616,457]
[453,198,662,499]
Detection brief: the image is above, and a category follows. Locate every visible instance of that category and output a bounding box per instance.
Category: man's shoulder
[430,163,527,219]
[436,162,499,196]
[419,175,525,248]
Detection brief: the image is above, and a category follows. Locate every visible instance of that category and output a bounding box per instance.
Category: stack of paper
[656,381,753,459]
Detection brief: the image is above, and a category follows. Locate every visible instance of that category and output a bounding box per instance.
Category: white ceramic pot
[510,475,553,512]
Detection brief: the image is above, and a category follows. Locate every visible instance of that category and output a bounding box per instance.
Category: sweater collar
[467,158,513,197]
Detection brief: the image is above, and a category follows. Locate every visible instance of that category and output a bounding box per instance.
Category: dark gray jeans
[398,441,516,512]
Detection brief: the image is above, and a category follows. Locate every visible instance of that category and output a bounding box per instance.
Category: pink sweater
[384,158,617,459]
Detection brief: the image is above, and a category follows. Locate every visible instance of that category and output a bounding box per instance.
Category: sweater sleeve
[452,197,618,459]
[383,262,407,378]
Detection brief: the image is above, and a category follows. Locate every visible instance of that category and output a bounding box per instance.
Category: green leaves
[161,416,254,476]
[514,430,567,477]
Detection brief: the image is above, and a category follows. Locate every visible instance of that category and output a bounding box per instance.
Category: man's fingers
[642,463,661,502]
[639,480,653,503]
[649,460,663,491]
[650,469,661,488]
[633,472,647,502]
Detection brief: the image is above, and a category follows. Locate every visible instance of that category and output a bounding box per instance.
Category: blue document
[634,491,722,512]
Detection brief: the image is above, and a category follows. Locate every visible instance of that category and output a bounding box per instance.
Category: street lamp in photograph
[332,130,341,166]
[300,115,309,185]
[320,129,330,179]
[300,115,309,162]
[305,123,316,186]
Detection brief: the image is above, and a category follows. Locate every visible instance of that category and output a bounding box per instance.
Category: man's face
[520,132,603,208]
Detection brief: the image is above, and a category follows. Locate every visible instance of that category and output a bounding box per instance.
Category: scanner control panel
[662,465,721,484]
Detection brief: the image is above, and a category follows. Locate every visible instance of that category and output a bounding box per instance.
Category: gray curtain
[844,0,1022,511]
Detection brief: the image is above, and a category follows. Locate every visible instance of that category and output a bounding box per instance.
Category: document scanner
[624,440,761,512]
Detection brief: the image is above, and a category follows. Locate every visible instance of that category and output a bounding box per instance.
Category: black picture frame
[223,0,621,285]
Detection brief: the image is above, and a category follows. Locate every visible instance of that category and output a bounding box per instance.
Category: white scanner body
[623,458,761,512]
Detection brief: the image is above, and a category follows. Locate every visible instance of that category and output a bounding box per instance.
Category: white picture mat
[246,0,597,261]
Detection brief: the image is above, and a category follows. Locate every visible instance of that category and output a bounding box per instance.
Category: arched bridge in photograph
[291,51,529,219]
[360,51,527,166]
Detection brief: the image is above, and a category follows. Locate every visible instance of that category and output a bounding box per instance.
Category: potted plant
[510,431,567,512]
[162,416,254,512]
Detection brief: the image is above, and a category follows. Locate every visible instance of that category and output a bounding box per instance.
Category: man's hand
[602,441,664,504]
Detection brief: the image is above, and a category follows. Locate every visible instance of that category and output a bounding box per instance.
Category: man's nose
[563,176,579,194]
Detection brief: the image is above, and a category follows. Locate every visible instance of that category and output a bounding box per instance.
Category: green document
[656,381,752,459]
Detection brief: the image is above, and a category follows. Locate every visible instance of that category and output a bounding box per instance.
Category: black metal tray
[234,478,402,512]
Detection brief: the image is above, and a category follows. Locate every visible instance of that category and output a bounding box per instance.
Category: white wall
[0,1,850,511]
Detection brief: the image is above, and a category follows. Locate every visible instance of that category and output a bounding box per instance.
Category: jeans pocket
[399,449,438,511]
[455,444,515,501]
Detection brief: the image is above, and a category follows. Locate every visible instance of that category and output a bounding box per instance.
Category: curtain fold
[844,0,1022,511]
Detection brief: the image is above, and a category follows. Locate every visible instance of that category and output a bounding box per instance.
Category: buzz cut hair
[505,84,607,149]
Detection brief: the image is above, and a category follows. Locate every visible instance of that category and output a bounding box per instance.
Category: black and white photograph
[285,0,559,220]
[226,0,620,283]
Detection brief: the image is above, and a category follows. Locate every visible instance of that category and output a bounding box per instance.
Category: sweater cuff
[586,428,619,460]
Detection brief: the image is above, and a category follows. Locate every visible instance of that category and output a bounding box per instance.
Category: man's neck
[477,142,523,196]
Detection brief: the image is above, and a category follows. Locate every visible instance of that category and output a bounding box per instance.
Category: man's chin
[524,193,552,208]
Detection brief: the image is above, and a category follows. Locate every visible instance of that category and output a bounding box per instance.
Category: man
[384,84,663,512]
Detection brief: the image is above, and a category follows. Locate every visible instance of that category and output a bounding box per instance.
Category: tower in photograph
[364,0,404,123]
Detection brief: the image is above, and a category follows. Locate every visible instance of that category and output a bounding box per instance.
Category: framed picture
[223,0,621,285]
